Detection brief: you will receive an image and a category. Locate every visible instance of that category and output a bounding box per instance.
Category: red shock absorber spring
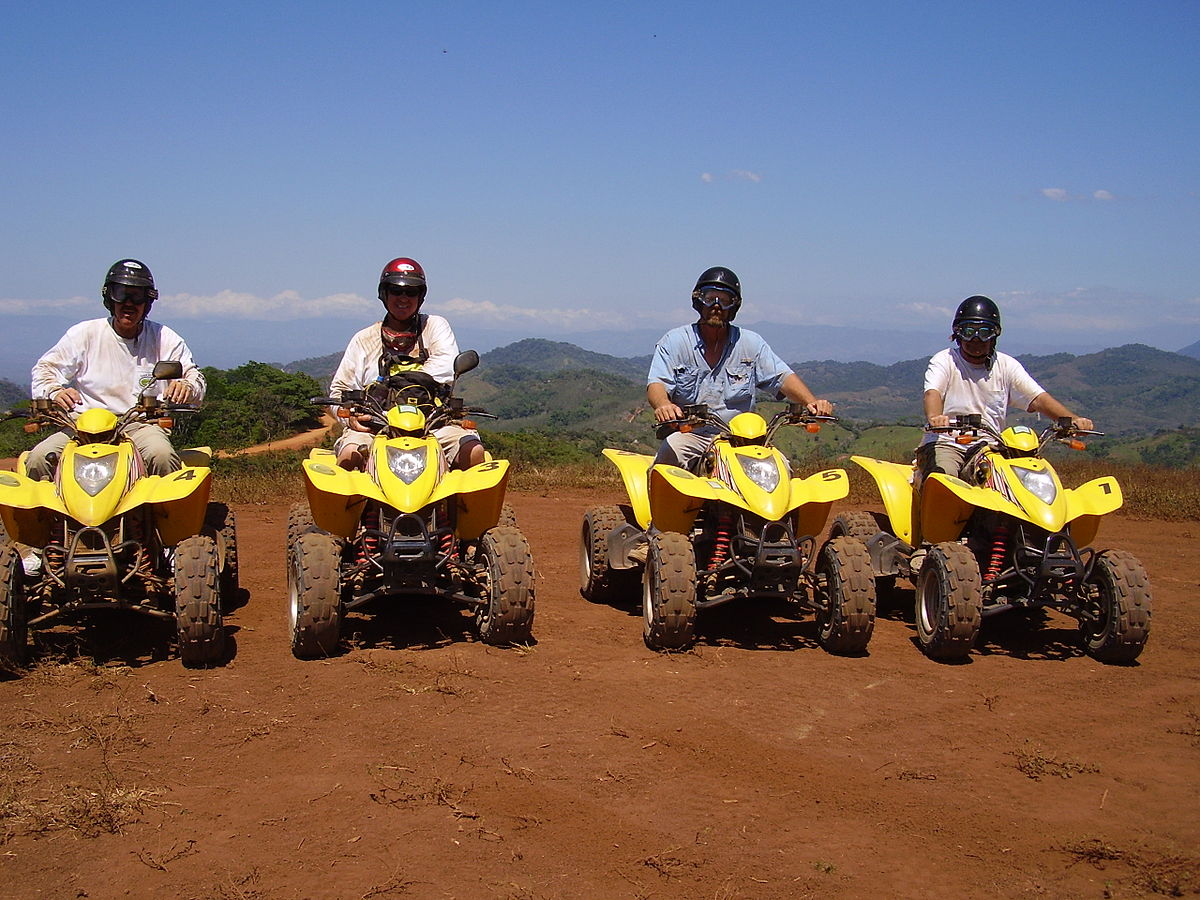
[709,512,734,569]
[361,506,380,561]
[984,525,1010,583]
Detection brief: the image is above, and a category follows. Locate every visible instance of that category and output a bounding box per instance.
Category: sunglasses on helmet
[956,324,998,341]
[108,284,149,304]
[697,288,737,310]
[385,285,423,298]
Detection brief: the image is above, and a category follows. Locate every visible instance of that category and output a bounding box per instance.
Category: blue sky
[1,1,1197,378]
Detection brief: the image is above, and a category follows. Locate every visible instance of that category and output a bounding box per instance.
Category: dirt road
[1,492,1196,899]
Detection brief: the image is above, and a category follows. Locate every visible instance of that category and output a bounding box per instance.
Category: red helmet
[377,257,427,303]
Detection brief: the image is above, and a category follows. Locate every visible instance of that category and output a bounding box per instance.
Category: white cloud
[157,290,374,320]
[0,295,91,315]
[431,297,638,330]
[1040,187,1070,201]
[899,301,955,319]
[1093,189,1114,201]
[701,170,763,183]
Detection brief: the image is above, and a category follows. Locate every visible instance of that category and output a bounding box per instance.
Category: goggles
[697,288,737,310]
[107,284,149,304]
[385,284,423,298]
[956,324,998,341]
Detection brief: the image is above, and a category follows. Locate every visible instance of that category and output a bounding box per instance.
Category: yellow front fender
[1065,476,1123,547]
[649,465,737,534]
[303,458,383,538]
[0,471,68,546]
[118,466,213,546]
[788,468,851,539]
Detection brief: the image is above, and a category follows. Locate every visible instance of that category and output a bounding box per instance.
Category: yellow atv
[288,351,533,657]
[0,361,230,669]
[847,415,1150,662]
[582,404,874,653]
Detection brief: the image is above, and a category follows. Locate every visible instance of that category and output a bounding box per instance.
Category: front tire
[915,542,982,660]
[1082,549,1151,663]
[475,526,536,645]
[580,505,638,604]
[287,502,317,551]
[289,531,343,658]
[174,535,226,667]
[0,543,29,668]
[642,531,697,650]
[814,537,876,654]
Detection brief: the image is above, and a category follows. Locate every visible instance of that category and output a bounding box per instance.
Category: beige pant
[26,423,180,481]
[335,424,482,468]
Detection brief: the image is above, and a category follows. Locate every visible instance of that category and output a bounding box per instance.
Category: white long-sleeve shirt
[329,315,459,396]
[31,317,206,412]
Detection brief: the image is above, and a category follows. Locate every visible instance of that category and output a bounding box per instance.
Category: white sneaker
[18,545,42,576]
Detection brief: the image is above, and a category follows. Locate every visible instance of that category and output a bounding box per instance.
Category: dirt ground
[1,491,1197,899]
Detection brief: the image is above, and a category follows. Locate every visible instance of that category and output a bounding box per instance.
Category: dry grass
[1009,741,1100,781]
[212,451,1199,519]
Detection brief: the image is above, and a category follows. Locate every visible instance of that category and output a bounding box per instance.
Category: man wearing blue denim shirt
[647,266,833,470]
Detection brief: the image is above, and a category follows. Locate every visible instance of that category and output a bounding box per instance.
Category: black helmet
[102,259,158,312]
[952,295,1001,336]
[691,266,742,321]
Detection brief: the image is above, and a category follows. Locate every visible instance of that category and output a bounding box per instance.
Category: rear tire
[828,511,879,541]
[0,543,29,668]
[915,542,982,660]
[475,526,536,645]
[580,505,638,604]
[814,537,876,654]
[207,502,239,604]
[642,531,697,650]
[174,535,226,667]
[1082,549,1151,663]
[289,531,343,658]
[287,502,317,551]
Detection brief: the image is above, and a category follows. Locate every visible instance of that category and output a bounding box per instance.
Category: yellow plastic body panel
[603,449,654,529]
[0,439,211,546]
[75,408,119,434]
[728,412,767,441]
[303,437,510,541]
[850,455,917,546]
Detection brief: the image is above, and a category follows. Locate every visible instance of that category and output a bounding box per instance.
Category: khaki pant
[26,423,181,481]
[335,424,482,469]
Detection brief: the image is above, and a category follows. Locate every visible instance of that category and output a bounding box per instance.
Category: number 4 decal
[173,469,197,481]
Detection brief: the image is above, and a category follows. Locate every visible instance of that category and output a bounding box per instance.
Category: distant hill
[1179,339,1200,360]
[279,340,1200,454]
[0,378,24,409]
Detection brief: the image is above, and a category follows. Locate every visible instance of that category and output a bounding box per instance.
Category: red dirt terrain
[1,491,1197,899]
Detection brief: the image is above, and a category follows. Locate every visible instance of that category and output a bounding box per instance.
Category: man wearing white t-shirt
[918,295,1092,482]
[26,259,206,480]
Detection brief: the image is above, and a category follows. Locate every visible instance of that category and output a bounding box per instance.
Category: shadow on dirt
[26,612,238,670]
[338,595,532,652]
[694,598,826,653]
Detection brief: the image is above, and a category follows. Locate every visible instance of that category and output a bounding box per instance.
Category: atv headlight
[386,446,428,484]
[737,455,781,492]
[74,452,118,497]
[1014,466,1057,505]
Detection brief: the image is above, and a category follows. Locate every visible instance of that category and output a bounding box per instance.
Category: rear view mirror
[454,350,480,376]
[152,360,184,381]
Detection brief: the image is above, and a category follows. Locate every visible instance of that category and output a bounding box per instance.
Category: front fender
[786,468,850,539]
[1065,475,1123,547]
[432,460,511,540]
[303,458,383,539]
[648,465,737,534]
[119,467,213,546]
[0,471,67,546]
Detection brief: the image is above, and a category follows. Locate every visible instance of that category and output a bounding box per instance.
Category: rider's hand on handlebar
[654,402,684,424]
[161,380,194,404]
[1069,416,1094,433]
[52,387,82,410]
[346,413,375,433]
[807,398,834,417]
[927,414,951,429]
